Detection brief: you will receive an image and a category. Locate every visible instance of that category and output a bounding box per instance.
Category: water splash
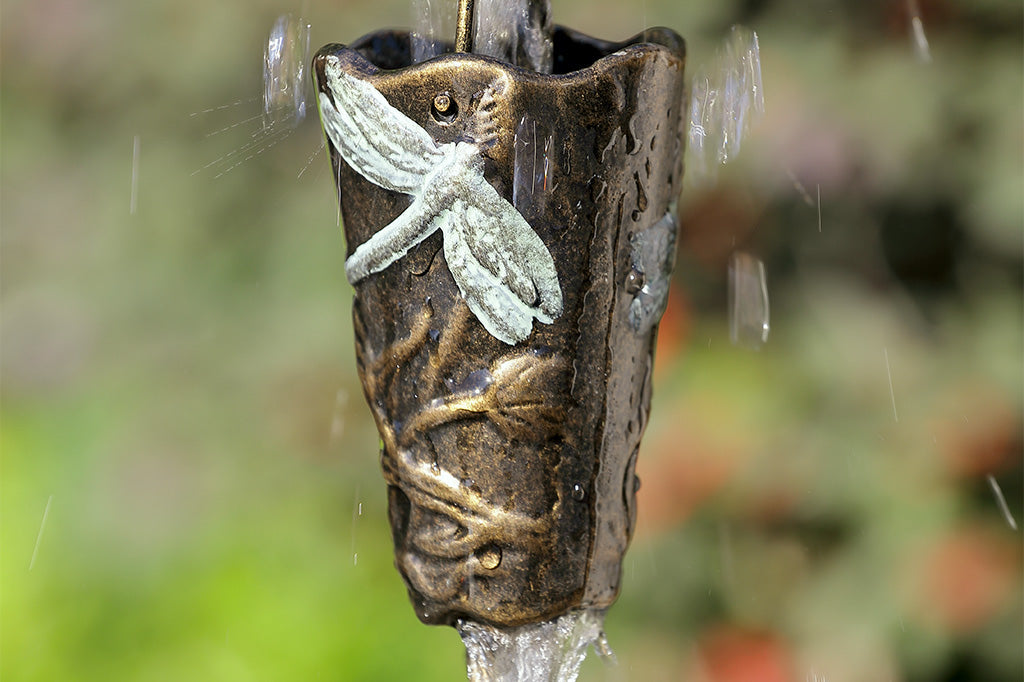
[728,252,769,349]
[474,0,553,73]
[191,15,309,178]
[263,14,311,130]
[411,0,553,71]
[192,125,297,179]
[203,111,269,139]
[458,609,609,682]
[297,140,326,180]
[189,98,259,118]
[687,26,765,183]
[411,0,455,64]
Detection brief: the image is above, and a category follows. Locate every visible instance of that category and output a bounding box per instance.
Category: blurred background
[1,0,1020,680]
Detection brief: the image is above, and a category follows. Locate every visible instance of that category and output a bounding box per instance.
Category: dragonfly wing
[442,202,534,345]
[461,171,563,321]
[440,168,563,345]
[318,63,444,194]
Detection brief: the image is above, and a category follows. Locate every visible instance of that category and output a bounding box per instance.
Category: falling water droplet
[351,485,362,567]
[129,135,140,215]
[986,475,1019,531]
[728,251,770,349]
[907,0,933,63]
[263,14,311,130]
[28,495,53,571]
[594,630,617,665]
[884,347,899,423]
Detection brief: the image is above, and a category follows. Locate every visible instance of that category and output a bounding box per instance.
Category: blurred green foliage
[2,0,1021,680]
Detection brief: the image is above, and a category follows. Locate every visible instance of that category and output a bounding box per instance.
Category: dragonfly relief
[317,56,563,345]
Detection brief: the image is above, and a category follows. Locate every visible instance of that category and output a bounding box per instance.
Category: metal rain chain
[314,0,686,655]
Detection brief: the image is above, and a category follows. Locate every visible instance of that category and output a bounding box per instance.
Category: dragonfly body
[317,56,562,345]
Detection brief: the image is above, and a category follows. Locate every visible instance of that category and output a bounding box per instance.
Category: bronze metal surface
[455,0,476,53]
[315,25,686,627]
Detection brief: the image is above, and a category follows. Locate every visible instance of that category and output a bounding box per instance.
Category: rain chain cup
[314,1,686,630]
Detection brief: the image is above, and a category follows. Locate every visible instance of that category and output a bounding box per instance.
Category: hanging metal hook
[455,0,475,53]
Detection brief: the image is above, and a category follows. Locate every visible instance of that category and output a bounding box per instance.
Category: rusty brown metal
[314,24,686,628]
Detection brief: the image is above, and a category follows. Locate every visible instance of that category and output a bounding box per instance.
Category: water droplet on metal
[454,368,494,396]
[572,484,586,501]
[513,115,553,217]
[628,212,676,333]
[625,266,645,295]
[728,251,770,349]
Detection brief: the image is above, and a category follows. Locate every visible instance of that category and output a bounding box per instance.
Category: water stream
[458,609,611,682]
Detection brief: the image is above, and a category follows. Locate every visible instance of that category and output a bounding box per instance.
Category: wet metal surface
[315,25,686,627]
